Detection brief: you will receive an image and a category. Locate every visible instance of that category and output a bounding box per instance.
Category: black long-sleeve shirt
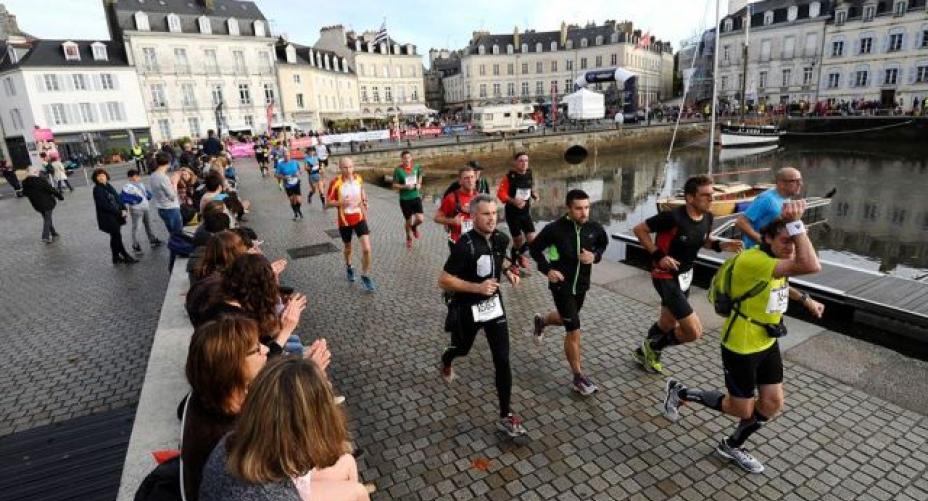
[529,215,608,295]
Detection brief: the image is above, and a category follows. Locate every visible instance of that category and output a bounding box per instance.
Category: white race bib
[677,269,693,292]
[404,174,417,188]
[515,188,532,201]
[766,285,789,314]
[285,175,299,187]
[341,182,361,213]
[471,294,504,322]
[461,218,474,235]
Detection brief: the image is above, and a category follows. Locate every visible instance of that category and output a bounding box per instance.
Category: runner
[304,147,325,208]
[270,141,288,191]
[662,200,824,474]
[528,189,608,396]
[442,160,491,197]
[735,167,803,249]
[434,165,478,251]
[497,151,538,275]
[274,149,304,220]
[631,175,743,373]
[438,193,526,438]
[391,150,425,250]
[326,157,377,292]
[315,141,330,168]
[253,137,270,178]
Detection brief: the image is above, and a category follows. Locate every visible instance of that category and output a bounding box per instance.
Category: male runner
[326,157,376,292]
[439,193,526,437]
[274,149,304,220]
[315,141,330,168]
[632,175,742,373]
[528,189,608,395]
[391,150,425,250]
[434,165,478,251]
[304,147,325,207]
[662,200,824,473]
[735,167,803,248]
[443,160,490,197]
[497,151,538,274]
[254,137,270,177]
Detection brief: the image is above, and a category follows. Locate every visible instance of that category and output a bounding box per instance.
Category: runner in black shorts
[529,189,608,396]
[391,150,425,250]
[254,137,269,177]
[632,175,742,373]
[497,151,538,275]
[662,201,824,474]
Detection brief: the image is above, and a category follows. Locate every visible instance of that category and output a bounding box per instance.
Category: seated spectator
[186,231,249,326]
[199,171,228,215]
[187,207,233,276]
[177,167,201,225]
[199,357,369,501]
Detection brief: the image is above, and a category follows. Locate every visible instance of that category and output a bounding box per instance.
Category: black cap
[467,160,483,171]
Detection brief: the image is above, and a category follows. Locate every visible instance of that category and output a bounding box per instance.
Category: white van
[473,104,538,135]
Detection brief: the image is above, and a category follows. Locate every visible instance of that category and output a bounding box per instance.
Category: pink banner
[290,136,316,149]
[228,142,254,158]
[390,126,443,139]
[33,128,54,141]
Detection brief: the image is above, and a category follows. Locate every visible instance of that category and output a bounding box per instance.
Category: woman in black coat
[21,166,64,243]
[92,168,138,264]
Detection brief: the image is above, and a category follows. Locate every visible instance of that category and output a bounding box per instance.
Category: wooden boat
[657,183,773,217]
[720,124,782,147]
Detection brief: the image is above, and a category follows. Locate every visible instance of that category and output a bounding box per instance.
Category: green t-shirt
[721,248,788,355]
[393,164,422,201]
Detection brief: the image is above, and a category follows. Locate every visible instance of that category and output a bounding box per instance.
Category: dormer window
[198,16,211,34]
[167,13,181,33]
[535,42,542,52]
[492,44,499,54]
[595,35,603,45]
[91,42,108,61]
[810,1,821,17]
[478,45,485,55]
[134,11,150,31]
[550,41,558,51]
[228,18,239,36]
[566,39,573,49]
[724,18,733,31]
[521,43,528,53]
[379,43,387,54]
[787,6,798,21]
[894,1,907,16]
[285,44,296,63]
[393,44,400,55]
[506,44,513,54]
[342,57,349,73]
[354,40,361,51]
[580,37,588,47]
[7,46,18,64]
[836,10,847,24]
[62,41,80,61]
[863,5,876,21]
[764,11,774,25]
[253,20,265,37]
[610,33,618,43]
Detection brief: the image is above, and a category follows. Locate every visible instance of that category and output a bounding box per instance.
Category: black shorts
[652,277,693,320]
[284,183,301,197]
[504,208,535,238]
[255,154,267,163]
[722,342,783,399]
[338,220,370,243]
[400,197,424,219]
[319,158,329,167]
[551,287,586,332]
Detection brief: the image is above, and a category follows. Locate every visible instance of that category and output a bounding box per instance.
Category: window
[580,38,588,48]
[536,42,542,52]
[610,54,617,65]
[783,37,795,58]
[923,30,928,48]
[759,71,768,88]
[805,34,818,57]
[385,86,393,102]
[227,18,239,36]
[107,102,123,121]
[44,74,60,91]
[595,55,602,67]
[253,20,266,37]
[566,40,573,49]
[810,1,822,17]
[595,35,603,45]
[259,51,272,73]
[233,50,246,74]
[536,61,543,73]
[79,102,94,122]
[492,64,499,76]
[62,42,80,61]
[724,19,733,32]
[580,57,587,70]
[781,69,791,87]
[505,63,513,75]
[521,82,529,96]
[478,45,485,55]
[211,84,223,105]
[832,40,844,57]
[895,1,907,16]
[836,10,847,25]
[51,104,67,125]
[721,76,728,90]
[854,70,869,87]
[803,67,813,85]
[100,73,114,90]
[151,84,167,108]
[551,61,557,72]
[564,79,571,93]
[761,39,771,61]
[479,84,487,98]
[535,80,543,95]
[188,117,201,137]
[764,11,773,25]
[521,63,528,74]
[889,33,904,52]
[507,82,515,97]
[551,80,558,95]
[860,37,872,54]
[2,77,14,96]
[566,60,573,71]
[174,48,189,73]
[863,203,877,220]
[360,86,368,102]
[827,72,840,88]
[142,47,158,71]
[372,86,380,102]
[492,44,499,55]
[167,13,181,33]
[10,109,23,129]
[863,6,875,21]
[551,41,558,51]
[181,83,196,107]
[134,11,149,31]
[492,83,500,97]
[411,86,419,102]
[158,119,171,139]
[885,68,898,84]
[72,74,86,91]
[91,42,107,61]
[238,83,251,104]
[198,16,211,34]
[723,44,730,62]
[787,6,798,21]
[479,65,485,76]
[204,49,218,73]
[917,65,928,82]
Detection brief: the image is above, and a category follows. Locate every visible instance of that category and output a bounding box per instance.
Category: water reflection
[422,141,928,280]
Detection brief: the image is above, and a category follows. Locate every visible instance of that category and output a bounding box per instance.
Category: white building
[0,39,150,168]
[104,0,278,142]
[274,40,360,131]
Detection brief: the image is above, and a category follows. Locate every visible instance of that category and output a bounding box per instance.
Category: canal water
[421,138,928,281]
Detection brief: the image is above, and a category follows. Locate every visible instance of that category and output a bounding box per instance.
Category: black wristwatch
[799,292,809,305]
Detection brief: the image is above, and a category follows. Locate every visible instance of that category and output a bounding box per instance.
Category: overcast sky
[6,0,732,60]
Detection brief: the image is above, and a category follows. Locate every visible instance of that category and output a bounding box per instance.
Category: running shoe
[716,439,765,474]
[361,275,377,292]
[441,363,455,383]
[640,338,664,374]
[572,375,597,396]
[662,378,684,422]
[406,238,413,251]
[497,414,527,437]
[518,254,531,271]
[531,313,545,345]
[412,226,421,239]
[346,266,356,282]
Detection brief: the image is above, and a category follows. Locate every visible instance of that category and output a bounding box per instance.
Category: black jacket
[21,176,63,213]
[529,215,609,295]
[93,183,126,233]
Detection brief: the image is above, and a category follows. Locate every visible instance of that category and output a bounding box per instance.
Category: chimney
[513,26,520,49]
[560,21,568,47]
[200,0,215,12]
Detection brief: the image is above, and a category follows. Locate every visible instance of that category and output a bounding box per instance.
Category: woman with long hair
[91,168,137,264]
[200,357,370,501]
[187,231,250,326]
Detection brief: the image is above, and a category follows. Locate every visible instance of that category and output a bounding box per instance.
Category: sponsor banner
[390,126,443,139]
[290,136,317,149]
[228,142,255,158]
[319,129,390,144]
[442,124,471,134]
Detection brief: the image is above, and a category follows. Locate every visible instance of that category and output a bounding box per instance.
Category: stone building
[274,39,359,131]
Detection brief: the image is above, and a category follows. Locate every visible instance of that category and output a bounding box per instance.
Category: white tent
[563,88,605,120]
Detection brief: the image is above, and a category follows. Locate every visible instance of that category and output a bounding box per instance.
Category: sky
[5,0,733,62]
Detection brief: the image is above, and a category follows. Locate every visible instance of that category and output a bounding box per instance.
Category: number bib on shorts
[677,269,693,292]
[472,294,504,322]
[766,284,789,314]
[515,188,531,200]
[285,176,299,187]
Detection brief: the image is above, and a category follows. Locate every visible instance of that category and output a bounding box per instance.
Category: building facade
[425,48,463,112]
[440,20,674,112]
[275,40,359,131]
[104,0,278,143]
[314,25,428,117]
[0,39,149,168]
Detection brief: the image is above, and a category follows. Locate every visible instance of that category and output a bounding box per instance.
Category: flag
[636,31,651,49]
[266,99,274,135]
[373,20,388,45]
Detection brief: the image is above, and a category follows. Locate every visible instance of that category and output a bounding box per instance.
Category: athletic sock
[320,195,325,205]
[291,203,299,217]
[678,387,725,411]
[650,326,680,351]
[307,193,314,202]
[726,410,769,448]
[295,204,303,217]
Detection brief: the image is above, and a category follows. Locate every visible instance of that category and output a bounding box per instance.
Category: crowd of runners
[255,143,824,474]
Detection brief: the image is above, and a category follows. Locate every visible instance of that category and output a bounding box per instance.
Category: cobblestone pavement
[0,169,170,436]
[230,158,928,501]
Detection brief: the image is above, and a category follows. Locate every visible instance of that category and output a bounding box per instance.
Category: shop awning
[398,104,437,115]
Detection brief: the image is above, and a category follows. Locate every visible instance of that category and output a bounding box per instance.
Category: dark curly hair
[193,231,248,281]
[219,254,280,336]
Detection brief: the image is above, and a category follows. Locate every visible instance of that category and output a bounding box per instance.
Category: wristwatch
[799,291,810,305]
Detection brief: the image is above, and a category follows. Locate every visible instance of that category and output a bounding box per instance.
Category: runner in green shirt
[391,150,425,250]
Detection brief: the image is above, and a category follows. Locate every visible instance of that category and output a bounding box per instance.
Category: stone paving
[230,158,928,501]
[0,166,170,436]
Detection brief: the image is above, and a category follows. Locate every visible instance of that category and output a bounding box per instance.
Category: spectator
[179,142,201,173]
[120,169,163,254]
[150,152,183,236]
[1,159,24,197]
[92,168,137,264]
[187,231,249,324]
[21,165,64,243]
[202,129,224,157]
[48,153,73,194]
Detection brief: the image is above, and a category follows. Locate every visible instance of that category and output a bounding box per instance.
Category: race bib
[285,176,299,187]
[404,175,417,188]
[766,285,789,314]
[471,294,504,322]
[677,269,693,292]
[461,218,474,235]
[515,188,532,201]
[341,183,361,213]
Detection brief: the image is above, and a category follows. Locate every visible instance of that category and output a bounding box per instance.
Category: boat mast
[708,0,721,172]
[739,3,751,123]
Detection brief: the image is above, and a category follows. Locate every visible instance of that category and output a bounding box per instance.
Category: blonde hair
[225,358,349,483]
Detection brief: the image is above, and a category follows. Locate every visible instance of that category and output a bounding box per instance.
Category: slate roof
[0,39,128,72]
[723,0,835,30]
[111,0,267,37]
[274,40,354,74]
[465,24,671,55]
